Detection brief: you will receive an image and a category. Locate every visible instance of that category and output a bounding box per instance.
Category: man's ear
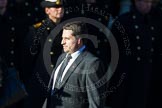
[77,38,82,45]
[45,8,49,14]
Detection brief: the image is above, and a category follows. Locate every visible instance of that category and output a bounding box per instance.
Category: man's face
[61,29,80,54]
[135,0,154,14]
[46,6,64,20]
[0,0,7,8]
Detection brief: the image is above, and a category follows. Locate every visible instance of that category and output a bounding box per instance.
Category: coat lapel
[47,53,66,89]
[58,51,88,89]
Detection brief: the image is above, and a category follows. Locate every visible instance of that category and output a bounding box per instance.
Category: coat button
[11,50,14,54]
[151,37,155,41]
[27,13,31,17]
[134,25,139,29]
[35,7,38,11]
[50,52,54,55]
[47,27,50,30]
[137,57,141,61]
[48,38,52,42]
[150,26,154,30]
[11,27,15,31]
[25,2,29,6]
[137,46,141,50]
[50,64,54,68]
[150,48,154,52]
[11,38,14,42]
[132,15,136,19]
[136,35,140,40]
[98,18,102,22]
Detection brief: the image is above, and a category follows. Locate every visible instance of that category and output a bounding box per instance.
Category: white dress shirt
[52,45,86,90]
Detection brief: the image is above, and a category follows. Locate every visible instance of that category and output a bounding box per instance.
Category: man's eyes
[63,37,70,40]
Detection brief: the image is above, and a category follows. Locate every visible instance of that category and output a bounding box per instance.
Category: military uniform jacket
[0,8,23,70]
[22,18,62,108]
[110,6,162,108]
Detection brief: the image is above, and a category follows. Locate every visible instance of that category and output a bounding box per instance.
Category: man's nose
[61,39,64,45]
[57,7,64,11]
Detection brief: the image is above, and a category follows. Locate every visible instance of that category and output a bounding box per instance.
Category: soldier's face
[61,29,81,54]
[0,0,7,8]
[135,0,153,14]
[45,6,64,20]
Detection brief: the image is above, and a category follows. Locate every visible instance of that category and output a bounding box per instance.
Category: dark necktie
[54,54,72,88]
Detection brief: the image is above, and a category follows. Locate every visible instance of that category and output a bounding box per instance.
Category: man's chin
[63,49,68,53]
[57,15,64,18]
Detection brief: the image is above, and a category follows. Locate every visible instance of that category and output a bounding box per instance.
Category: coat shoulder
[84,51,99,62]
[115,12,132,23]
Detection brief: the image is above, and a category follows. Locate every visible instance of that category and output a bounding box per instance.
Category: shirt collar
[66,45,86,59]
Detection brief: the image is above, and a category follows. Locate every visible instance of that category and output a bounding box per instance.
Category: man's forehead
[62,30,75,39]
[63,29,73,35]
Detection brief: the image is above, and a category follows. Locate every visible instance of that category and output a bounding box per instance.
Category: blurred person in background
[109,0,162,108]
[22,0,65,107]
[0,0,25,107]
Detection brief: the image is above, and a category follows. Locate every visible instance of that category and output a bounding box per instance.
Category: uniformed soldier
[0,0,29,108]
[22,0,65,108]
[0,0,20,70]
[109,0,162,108]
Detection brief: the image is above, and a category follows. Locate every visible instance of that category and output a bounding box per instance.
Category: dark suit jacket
[47,50,107,108]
